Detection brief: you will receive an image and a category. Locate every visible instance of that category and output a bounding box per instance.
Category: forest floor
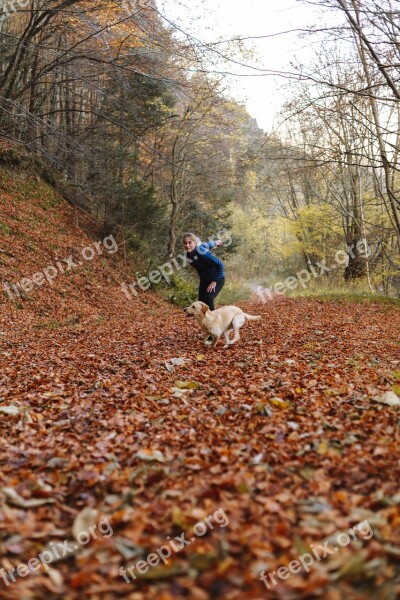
[1,166,400,599]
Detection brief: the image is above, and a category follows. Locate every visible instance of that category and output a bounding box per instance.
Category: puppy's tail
[243,312,261,321]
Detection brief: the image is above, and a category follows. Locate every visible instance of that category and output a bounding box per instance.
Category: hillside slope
[0,162,148,329]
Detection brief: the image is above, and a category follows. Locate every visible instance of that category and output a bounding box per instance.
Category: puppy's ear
[201,303,209,315]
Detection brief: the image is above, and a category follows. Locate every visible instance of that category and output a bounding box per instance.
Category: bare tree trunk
[168,136,180,257]
[351,0,400,244]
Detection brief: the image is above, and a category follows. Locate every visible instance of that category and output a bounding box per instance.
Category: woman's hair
[183,232,201,245]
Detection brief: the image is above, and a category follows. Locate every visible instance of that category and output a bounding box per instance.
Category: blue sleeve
[200,241,215,250]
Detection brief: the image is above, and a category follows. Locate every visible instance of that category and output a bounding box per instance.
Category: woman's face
[183,238,196,252]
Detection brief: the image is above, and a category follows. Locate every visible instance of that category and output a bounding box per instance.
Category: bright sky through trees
[159,0,322,131]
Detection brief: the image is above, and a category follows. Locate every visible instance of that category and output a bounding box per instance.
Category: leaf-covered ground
[1,292,400,600]
[1,167,400,599]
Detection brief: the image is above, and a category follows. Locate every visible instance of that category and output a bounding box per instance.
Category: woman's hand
[215,239,223,246]
[207,281,217,293]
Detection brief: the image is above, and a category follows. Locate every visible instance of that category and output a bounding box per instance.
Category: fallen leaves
[267,396,290,409]
[1,236,400,600]
[3,487,56,508]
[373,391,400,406]
[136,449,167,463]
[72,507,99,539]
[164,357,190,373]
[0,405,20,416]
[174,380,201,389]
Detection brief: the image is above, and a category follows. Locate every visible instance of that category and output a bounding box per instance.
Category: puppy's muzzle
[183,306,194,317]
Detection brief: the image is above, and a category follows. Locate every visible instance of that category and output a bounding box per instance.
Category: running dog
[184,301,261,348]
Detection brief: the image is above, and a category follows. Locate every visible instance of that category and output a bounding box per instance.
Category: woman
[183,233,225,311]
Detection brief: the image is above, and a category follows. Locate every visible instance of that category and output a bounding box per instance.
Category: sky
[158,0,324,132]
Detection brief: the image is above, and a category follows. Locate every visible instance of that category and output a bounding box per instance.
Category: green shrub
[164,273,197,307]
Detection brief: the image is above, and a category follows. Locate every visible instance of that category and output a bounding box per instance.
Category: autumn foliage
[1,166,400,599]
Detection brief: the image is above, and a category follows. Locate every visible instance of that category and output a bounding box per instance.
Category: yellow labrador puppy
[184,301,261,348]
